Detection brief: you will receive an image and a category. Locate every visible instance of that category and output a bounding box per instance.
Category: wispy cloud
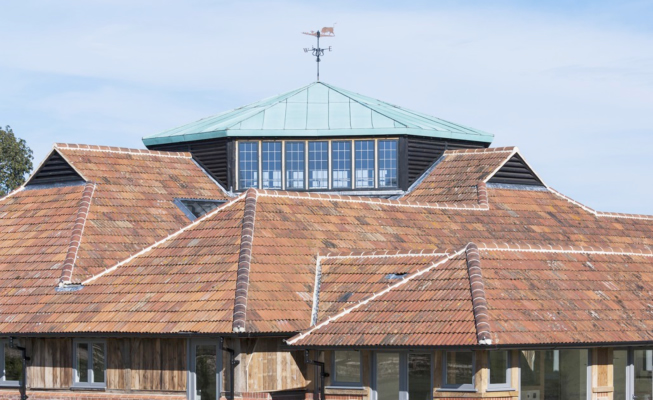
[1,0,652,213]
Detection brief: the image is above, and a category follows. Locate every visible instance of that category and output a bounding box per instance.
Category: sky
[1,0,652,213]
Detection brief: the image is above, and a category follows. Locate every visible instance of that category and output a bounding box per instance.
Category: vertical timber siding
[25,338,185,393]
[27,338,73,389]
[242,338,308,392]
[405,136,487,188]
[147,138,230,189]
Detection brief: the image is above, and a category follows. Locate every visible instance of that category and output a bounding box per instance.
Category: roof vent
[26,151,84,187]
[174,198,226,221]
[385,273,407,280]
[488,154,544,186]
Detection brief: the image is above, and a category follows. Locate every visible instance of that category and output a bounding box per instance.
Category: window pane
[262,142,282,189]
[334,351,360,383]
[4,344,22,382]
[332,141,351,189]
[92,343,105,383]
[309,142,328,189]
[489,351,508,384]
[635,349,653,400]
[77,343,89,383]
[378,140,397,188]
[519,350,587,400]
[196,345,217,400]
[613,350,627,400]
[446,351,473,385]
[285,142,305,189]
[520,350,541,387]
[238,142,259,189]
[354,140,374,188]
[408,354,431,400]
[376,353,400,400]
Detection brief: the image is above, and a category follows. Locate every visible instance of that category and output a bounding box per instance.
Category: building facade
[0,82,651,400]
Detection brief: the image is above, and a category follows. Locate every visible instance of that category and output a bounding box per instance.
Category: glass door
[634,349,653,400]
[374,352,433,400]
[190,340,220,400]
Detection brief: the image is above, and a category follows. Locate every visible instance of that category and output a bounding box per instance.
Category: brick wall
[0,390,186,400]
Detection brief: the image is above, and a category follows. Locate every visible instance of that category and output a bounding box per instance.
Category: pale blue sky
[1,0,652,213]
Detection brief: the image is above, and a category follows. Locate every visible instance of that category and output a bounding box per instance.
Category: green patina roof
[142,82,494,146]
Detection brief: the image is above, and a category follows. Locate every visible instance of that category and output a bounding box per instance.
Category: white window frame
[72,339,107,388]
[487,350,512,391]
[330,350,363,388]
[441,350,476,391]
[0,340,21,387]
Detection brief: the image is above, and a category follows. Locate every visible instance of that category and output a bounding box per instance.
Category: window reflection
[285,142,305,189]
[238,142,258,189]
[519,350,587,400]
[309,142,328,189]
[262,142,282,189]
[378,140,397,188]
[355,140,374,188]
[332,141,352,189]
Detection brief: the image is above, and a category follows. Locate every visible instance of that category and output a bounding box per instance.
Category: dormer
[142,82,494,196]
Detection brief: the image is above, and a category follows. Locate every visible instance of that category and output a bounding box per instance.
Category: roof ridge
[465,243,492,345]
[59,182,96,286]
[548,187,653,221]
[54,143,192,159]
[80,192,248,285]
[232,188,259,333]
[320,248,456,259]
[475,241,653,256]
[286,245,469,345]
[445,146,517,155]
[256,189,489,211]
[0,186,25,203]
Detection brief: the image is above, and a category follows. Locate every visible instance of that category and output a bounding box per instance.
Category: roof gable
[25,150,85,187]
[487,153,544,186]
[142,82,494,146]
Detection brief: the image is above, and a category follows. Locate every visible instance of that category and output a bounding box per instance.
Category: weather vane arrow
[302,23,336,81]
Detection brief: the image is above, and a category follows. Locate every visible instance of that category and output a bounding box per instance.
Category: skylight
[174,199,226,221]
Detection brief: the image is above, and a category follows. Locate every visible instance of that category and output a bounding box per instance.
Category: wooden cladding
[148,138,230,189]
[107,338,186,392]
[25,338,185,393]
[487,154,544,186]
[241,338,307,392]
[26,151,84,186]
[405,136,486,189]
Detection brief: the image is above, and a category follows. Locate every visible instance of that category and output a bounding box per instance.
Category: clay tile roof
[0,194,246,334]
[402,146,517,204]
[288,249,478,347]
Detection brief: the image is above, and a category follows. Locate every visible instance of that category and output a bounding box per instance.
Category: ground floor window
[488,350,511,390]
[519,349,588,400]
[73,339,106,388]
[614,347,653,400]
[0,340,22,387]
[332,350,362,386]
[443,351,474,390]
[190,340,222,400]
[373,352,432,400]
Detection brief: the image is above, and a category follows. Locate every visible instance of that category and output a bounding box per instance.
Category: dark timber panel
[405,136,487,188]
[488,154,544,186]
[26,151,84,186]
[148,138,229,189]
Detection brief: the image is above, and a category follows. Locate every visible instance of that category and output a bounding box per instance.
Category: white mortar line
[81,192,247,285]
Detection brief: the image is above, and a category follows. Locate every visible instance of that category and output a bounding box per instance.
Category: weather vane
[302,24,336,82]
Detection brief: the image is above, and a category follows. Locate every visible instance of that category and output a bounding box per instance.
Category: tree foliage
[0,126,33,196]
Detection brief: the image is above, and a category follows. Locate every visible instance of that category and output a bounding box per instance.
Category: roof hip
[465,243,492,345]
[232,188,259,333]
[59,182,96,286]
